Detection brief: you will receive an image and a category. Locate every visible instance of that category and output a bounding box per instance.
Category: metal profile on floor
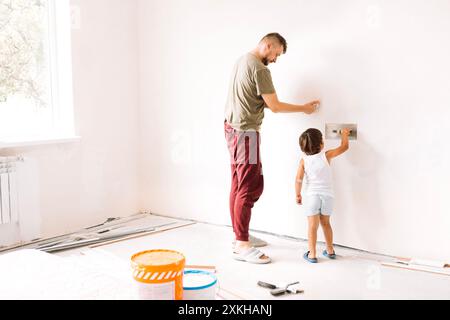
[0,212,196,254]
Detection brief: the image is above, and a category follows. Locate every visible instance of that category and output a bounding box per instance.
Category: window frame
[0,0,78,149]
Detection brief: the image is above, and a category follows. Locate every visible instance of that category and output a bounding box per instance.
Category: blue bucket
[183,270,218,300]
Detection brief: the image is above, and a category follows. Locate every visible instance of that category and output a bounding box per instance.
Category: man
[224,33,320,264]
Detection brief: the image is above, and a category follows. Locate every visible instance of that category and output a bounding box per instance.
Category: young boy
[295,128,350,263]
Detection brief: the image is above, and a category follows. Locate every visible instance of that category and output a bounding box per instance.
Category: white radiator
[0,157,21,225]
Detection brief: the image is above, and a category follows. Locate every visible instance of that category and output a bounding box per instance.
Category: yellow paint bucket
[131,249,185,300]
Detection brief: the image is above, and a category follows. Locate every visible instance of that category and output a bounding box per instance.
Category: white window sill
[0,136,81,149]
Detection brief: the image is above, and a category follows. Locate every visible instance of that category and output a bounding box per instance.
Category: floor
[50,215,450,300]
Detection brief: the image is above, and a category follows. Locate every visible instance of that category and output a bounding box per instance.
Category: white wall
[0,0,140,243]
[138,0,450,260]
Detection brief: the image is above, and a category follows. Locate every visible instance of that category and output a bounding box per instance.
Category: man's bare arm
[262,93,319,114]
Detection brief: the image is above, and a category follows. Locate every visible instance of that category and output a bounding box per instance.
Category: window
[0,0,75,143]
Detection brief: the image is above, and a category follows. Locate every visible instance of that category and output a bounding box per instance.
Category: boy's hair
[299,128,323,155]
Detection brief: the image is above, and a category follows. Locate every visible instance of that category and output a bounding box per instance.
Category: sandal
[303,251,318,263]
[232,235,268,248]
[323,250,337,259]
[233,247,271,264]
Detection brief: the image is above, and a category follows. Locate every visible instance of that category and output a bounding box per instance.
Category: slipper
[233,247,271,264]
[303,251,318,263]
[323,250,337,259]
[232,235,268,248]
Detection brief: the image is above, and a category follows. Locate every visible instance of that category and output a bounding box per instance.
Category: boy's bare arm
[326,128,350,163]
[295,159,305,204]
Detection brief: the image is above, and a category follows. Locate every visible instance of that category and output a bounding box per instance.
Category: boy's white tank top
[303,151,334,197]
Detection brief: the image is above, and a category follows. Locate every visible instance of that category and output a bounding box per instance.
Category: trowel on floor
[257,281,304,296]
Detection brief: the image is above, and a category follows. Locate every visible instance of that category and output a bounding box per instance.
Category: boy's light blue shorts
[303,194,334,217]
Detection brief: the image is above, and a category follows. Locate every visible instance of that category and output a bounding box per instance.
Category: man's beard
[262,57,269,66]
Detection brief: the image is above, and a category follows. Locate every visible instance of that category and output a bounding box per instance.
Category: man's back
[224,53,275,132]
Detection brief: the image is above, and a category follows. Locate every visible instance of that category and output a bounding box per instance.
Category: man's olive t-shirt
[224,53,276,131]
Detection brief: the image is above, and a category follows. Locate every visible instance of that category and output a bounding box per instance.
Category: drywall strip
[395,257,449,268]
[0,213,151,254]
[381,262,450,276]
[39,221,183,253]
[185,265,216,273]
[89,222,196,249]
[40,226,161,252]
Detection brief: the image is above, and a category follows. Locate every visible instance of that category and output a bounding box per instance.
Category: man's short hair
[261,33,287,53]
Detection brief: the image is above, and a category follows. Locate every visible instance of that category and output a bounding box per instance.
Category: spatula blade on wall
[325,124,358,140]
